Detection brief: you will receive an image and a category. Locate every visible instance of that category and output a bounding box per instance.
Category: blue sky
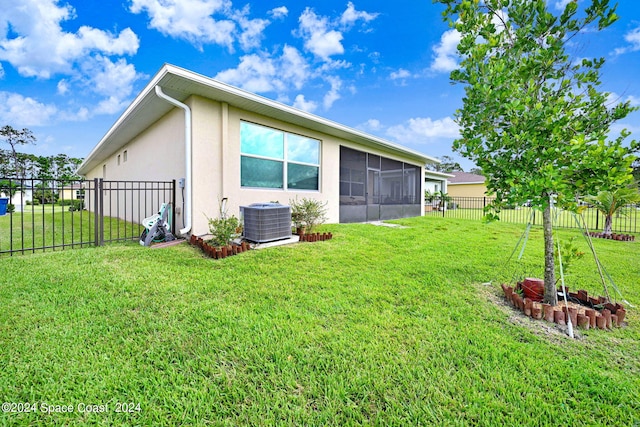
[1,0,639,171]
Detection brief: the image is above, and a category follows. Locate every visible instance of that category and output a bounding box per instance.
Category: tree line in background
[428,155,640,184]
[0,126,83,181]
[426,155,484,175]
[1,125,84,206]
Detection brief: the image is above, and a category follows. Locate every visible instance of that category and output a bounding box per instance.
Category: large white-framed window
[240,121,320,190]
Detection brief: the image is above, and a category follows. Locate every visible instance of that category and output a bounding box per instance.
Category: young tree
[437,0,638,305]
[587,187,640,236]
[0,126,36,178]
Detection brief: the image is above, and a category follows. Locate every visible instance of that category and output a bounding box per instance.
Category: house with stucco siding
[77,64,439,237]
[447,172,488,198]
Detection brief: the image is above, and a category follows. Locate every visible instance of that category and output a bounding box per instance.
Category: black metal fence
[0,178,175,256]
[425,196,640,234]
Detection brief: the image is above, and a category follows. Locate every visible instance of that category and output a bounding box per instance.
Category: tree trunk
[542,205,558,306]
[603,215,613,235]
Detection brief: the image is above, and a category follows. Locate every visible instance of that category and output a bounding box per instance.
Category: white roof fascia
[79,64,439,175]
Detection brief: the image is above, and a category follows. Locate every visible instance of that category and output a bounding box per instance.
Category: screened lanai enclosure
[339,146,422,222]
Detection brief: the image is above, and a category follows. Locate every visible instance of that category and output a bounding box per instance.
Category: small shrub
[70,200,84,211]
[207,216,241,247]
[59,200,84,211]
[289,197,327,233]
[206,198,241,247]
[7,203,15,214]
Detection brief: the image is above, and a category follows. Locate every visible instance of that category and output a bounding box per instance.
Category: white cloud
[323,76,343,110]
[340,2,378,29]
[613,26,640,56]
[293,94,317,112]
[430,29,461,73]
[386,117,460,143]
[390,69,411,80]
[606,92,640,108]
[295,4,378,60]
[390,68,414,85]
[269,6,288,19]
[0,91,57,126]
[215,53,277,92]
[0,0,139,79]
[551,0,572,11]
[280,45,310,90]
[57,80,69,95]
[361,119,383,132]
[0,0,143,122]
[83,56,141,114]
[215,45,310,94]
[627,95,640,107]
[217,4,378,111]
[129,0,235,50]
[58,107,90,122]
[297,8,344,60]
[610,121,640,137]
[232,6,270,51]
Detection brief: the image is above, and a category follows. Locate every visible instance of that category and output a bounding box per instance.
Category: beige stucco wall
[59,188,79,201]
[84,95,425,236]
[447,183,488,198]
[219,103,338,231]
[83,107,186,227]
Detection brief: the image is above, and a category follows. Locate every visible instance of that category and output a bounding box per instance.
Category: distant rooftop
[448,172,485,184]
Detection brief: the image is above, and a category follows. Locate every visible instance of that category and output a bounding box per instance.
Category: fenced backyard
[2,190,638,258]
[425,196,640,235]
[0,178,175,256]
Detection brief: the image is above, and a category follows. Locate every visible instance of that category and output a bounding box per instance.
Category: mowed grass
[429,204,640,234]
[0,217,638,426]
[0,207,144,254]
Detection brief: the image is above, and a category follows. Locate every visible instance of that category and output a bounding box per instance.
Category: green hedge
[58,199,84,211]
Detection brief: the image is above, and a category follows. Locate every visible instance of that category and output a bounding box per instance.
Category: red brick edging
[501,283,626,330]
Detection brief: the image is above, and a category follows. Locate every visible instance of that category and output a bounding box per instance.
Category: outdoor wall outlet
[178,178,185,188]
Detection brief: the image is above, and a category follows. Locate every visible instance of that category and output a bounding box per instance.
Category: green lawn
[0,217,638,426]
[0,207,144,254]
[430,204,640,234]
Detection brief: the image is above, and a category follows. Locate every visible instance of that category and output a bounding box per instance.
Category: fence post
[93,178,99,247]
[98,179,104,246]
[595,209,599,231]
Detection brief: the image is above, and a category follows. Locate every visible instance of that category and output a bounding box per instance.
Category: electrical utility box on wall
[241,203,292,243]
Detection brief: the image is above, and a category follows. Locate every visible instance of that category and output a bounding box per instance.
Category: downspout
[155,86,192,236]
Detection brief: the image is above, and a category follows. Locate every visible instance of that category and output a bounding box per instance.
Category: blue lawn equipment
[139,202,176,246]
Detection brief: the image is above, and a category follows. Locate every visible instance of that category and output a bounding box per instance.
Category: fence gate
[0,178,175,257]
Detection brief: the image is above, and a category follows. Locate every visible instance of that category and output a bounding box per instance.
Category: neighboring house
[424,170,454,195]
[424,170,454,212]
[59,183,84,201]
[77,64,439,236]
[447,172,488,198]
[1,188,33,211]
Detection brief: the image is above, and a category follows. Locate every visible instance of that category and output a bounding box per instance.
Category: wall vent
[241,203,291,243]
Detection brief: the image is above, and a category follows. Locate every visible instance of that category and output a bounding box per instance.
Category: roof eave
[78,64,439,175]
